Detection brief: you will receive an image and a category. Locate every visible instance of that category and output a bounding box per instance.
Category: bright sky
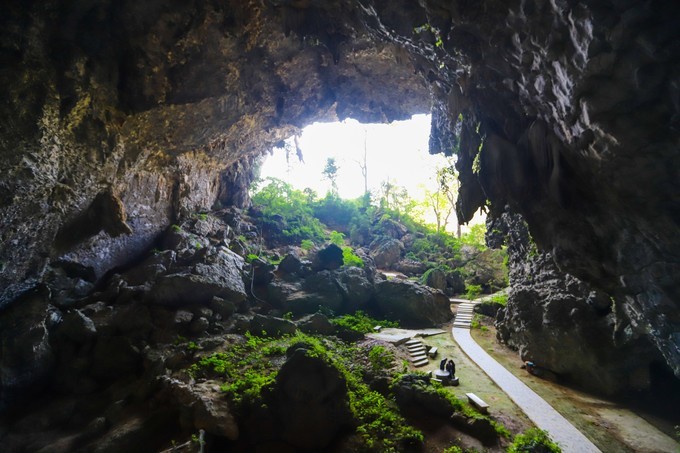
[258,114,485,231]
[260,114,448,199]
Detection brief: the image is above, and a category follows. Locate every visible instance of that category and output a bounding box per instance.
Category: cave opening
[1,0,679,451]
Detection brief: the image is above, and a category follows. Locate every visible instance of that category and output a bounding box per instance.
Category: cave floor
[470,319,679,453]
[454,325,599,452]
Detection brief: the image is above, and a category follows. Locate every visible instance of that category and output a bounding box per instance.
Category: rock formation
[0,0,678,405]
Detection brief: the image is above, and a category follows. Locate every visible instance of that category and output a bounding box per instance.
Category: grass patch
[188,331,422,451]
[331,310,398,333]
[508,428,561,452]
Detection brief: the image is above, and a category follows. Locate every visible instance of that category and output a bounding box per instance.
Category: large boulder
[446,270,466,295]
[148,247,246,306]
[423,268,447,291]
[395,258,427,276]
[272,344,352,449]
[283,271,344,315]
[161,377,239,440]
[311,244,344,271]
[462,248,508,292]
[369,237,404,269]
[297,313,336,335]
[377,218,408,239]
[372,280,452,328]
[0,289,59,411]
[333,266,374,312]
[392,373,455,417]
[250,314,297,337]
[277,252,303,275]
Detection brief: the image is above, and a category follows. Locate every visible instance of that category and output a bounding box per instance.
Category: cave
[0,0,678,451]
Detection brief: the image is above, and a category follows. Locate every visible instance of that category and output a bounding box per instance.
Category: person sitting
[446,359,456,379]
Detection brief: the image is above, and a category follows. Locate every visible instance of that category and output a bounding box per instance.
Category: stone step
[408,348,426,355]
[407,344,425,351]
[453,323,471,328]
[412,358,429,367]
[411,352,428,360]
[405,339,422,346]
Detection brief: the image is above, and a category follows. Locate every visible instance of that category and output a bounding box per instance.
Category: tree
[322,157,340,196]
[354,128,369,195]
[422,188,454,233]
[436,161,461,236]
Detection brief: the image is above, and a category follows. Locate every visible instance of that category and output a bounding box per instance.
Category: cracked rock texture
[1,0,678,392]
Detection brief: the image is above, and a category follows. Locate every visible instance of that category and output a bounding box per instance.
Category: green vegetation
[329,230,345,245]
[188,331,424,451]
[507,428,561,452]
[171,224,182,233]
[460,223,486,250]
[250,173,508,296]
[251,178,326,243]
[368,345,395,372]
[490,292,508,305]
[331,311,398,333]
[342,246,364,267]
[465,283,483,300]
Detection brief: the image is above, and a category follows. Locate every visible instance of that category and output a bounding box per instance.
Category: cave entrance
[256,114,484,235]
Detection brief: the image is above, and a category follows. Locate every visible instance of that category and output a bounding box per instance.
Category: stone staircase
[405,338,429,367]
[453,301,477,328]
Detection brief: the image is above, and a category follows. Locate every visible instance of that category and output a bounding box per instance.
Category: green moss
[465,284,482,300]
[187,331,422,451]
[331,311,398,334]
[507,428,561,452]
[342,246,364,267]
[368,345,395,372]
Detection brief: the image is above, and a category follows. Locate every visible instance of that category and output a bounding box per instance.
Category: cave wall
[0,0,430,306]
[0,0,678,388]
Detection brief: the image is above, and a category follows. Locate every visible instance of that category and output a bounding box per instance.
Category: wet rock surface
[491,211,663,395]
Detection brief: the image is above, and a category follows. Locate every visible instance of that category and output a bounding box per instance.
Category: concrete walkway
[452,327,601,453]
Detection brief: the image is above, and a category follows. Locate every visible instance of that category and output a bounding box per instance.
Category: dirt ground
[469,316,680,453]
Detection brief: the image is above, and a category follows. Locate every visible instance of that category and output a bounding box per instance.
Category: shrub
[490,292,508,305]
[329,230,345,246]
[342,246,364,267]
[251,177,325,242]
[508,428,561,452]
[368,345,395,372]
[246,253,259,263]
[465,283,482,300]
[300,239,314,251]
[331,311,398,333]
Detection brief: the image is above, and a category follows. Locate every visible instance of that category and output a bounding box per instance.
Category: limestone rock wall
[0,0,429,306]
[490,211,661,395]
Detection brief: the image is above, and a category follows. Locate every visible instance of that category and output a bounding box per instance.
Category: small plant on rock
[508,428,561,452]
[368,345,395,372]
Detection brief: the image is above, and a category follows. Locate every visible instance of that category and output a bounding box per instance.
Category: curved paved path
[452,326,601,453]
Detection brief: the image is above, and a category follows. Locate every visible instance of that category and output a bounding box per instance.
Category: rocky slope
[0,209,476,451]
[1,0,678,398]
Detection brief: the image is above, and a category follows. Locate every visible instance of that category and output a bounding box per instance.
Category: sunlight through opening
[258,114,484,233]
